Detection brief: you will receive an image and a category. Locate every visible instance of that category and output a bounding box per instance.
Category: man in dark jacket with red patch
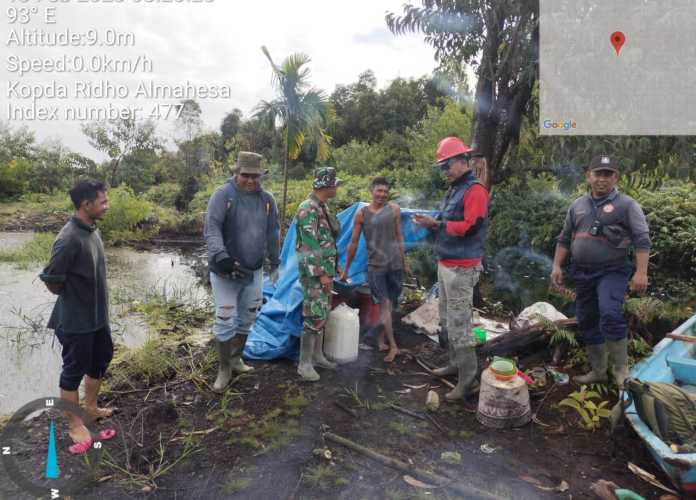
[551,155,650,388]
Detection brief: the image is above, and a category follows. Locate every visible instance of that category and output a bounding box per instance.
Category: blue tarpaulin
[244,202,435,360]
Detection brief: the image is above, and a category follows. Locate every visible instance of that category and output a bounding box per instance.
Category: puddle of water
[0,232,210,415]
[0,231,34,250]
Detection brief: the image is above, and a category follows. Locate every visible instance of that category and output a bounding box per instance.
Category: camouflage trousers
[438,263,482,350]
[300,276,330,336]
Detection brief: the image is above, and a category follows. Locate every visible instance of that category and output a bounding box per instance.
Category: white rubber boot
[297,334,320,382]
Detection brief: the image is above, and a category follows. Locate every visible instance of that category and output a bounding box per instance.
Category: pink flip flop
[96,428,117,441]
[68,429,116,455]
[69,439,93,455]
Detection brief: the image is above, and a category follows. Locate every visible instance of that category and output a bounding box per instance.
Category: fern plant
[619,166,666,198]
[539,317,578,348]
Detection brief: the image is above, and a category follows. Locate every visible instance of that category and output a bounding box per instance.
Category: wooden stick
[388,403,447,433]
[335,401,358,418]
[388,403,427,421]
[424,413,447,434]
[413,357,456,389]
[324,432,504,500]
[170,426,219,442]
[105,379,187,395]
[667,333,696,343]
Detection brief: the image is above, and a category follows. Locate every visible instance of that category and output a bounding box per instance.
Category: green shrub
[144,182,181,208]
[332,140,388,176]
[488,173,571,256]
[0,159,32,199]
[188,183,216,216]
[99,185,157,243]
[19,192,72,211]
[635,182,696,275]
[485,173,573,311]
[151,205,185,233]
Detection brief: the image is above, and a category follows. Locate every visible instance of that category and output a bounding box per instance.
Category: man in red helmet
[413,137,488,405]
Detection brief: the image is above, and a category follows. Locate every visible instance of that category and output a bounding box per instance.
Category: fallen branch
[424,413,447,434]
[478,318,578,357]
[334,401,358,418]
[389,403,425,420]
[627,462,678,495]
[388,403,446,433]
[412,357,456,389]
[324,431,505,500]
[170,426,219,442]
[105,379,188,395]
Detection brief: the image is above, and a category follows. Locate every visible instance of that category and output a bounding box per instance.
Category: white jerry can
[324,304,360,364]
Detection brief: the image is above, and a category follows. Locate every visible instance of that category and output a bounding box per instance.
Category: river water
[0,232,207,415]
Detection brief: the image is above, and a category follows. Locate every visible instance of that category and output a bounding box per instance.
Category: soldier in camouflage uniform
[295,167,342,381]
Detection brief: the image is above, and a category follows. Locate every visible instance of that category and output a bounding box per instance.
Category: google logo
[543,119,577,130]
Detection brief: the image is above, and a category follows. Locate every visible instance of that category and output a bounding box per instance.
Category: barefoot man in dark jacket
[40,179,116,454]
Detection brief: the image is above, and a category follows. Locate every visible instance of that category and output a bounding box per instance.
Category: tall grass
[0,232,54,269]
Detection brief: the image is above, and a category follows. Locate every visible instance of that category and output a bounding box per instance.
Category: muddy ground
[0,322,673,500]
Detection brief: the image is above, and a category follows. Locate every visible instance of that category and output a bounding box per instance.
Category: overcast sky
[2,0,438,158]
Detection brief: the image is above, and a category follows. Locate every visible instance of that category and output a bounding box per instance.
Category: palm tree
[256,46,335,229]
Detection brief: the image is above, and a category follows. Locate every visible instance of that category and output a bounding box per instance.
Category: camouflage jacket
[295,193,340,279]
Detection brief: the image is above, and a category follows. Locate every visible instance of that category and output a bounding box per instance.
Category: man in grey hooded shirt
[204,151,280,392]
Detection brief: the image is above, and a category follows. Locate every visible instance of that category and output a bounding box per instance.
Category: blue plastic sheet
[243,202,435,360]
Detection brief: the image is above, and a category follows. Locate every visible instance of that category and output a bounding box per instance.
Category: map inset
[540,0,696,135]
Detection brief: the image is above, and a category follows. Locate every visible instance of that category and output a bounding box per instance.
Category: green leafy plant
[628,335,653,365]
[558,385,612,431]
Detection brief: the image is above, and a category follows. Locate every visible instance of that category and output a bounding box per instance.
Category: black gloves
[216,257,236,274]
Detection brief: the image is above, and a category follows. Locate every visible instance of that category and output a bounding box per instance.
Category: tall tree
[256,46,335,226]
[387,0,538,186]
[82,117,160,186]
[220,108,244,156]
[176,99,203,142]
[329,71,447,147]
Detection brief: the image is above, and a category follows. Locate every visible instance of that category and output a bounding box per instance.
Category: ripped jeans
[209,269,263,342]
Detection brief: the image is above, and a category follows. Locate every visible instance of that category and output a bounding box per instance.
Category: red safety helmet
[435,137,475,167]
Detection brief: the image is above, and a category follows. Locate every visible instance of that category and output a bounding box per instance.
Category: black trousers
[55,326,113,391]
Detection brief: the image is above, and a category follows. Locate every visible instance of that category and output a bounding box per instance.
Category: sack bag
[624,377,696,453]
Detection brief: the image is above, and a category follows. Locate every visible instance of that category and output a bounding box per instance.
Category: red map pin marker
[610,31,626,55]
